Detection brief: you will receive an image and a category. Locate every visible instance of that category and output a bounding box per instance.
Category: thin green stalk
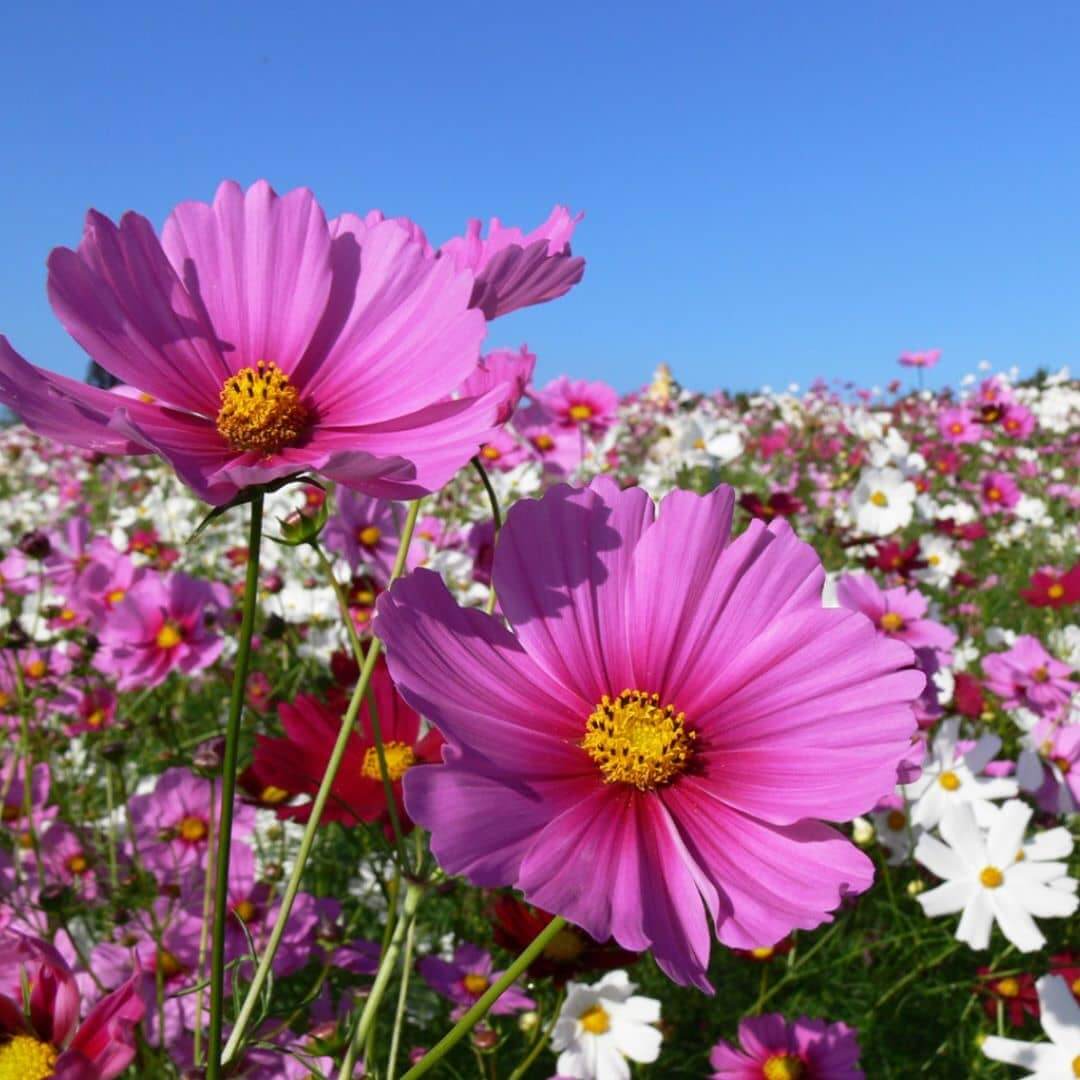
[223,500,422,1066]
[339,881,425,1080]
[207,491,265,1080]
[366,869,402,1066]
[470,456,502,615]
[193,778,219,1066]
[401,916,568,1080]
[386,900,419,1080]
[104,765,119,894]
[508,989,564,1080]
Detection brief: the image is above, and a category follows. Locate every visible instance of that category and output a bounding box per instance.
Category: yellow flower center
[880,612,905,633]
[0,691,9,710]
[869,490,889,507]
[582,690,695,790]
[361,742,416,782]
[980,866,1005,889]
[234,899,257,923]
[1048,583,1065,599]
[950,422,964,434]
[763,1054,804,1080]
[260,785,290,804]
[579,1004,610,1035]
[928,554,941,566]
[66,853,89,875]
[1054,756,1072,775]
[59,609,76,623]
[995,976,1020,998]
[86,709,106,728]
[692,437,706,450]
[156,622,183,649]
[0,1034,58,1080]
[938,771,961,791]
[543,927,586,962]
[357,525,382,548]
[568,403,594,422]
[533,433,555,451]
[886,810,907,831]
[462,973,489,997]
[156,948,186,980]
[1073,1055,1080,1079]
[1032,666,1049,684]
[987,487,1002,502]
[750,946,775,960]
[480,445,501,461]
[216,362,309,455]
[106,588,126,606]
[24,659,47,680]
[178,816,208,843]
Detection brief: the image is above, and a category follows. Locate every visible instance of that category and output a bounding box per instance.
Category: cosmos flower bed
[0,181,1078,1079]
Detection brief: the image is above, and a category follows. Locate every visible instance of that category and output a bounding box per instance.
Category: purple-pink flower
[980,470,1021,514]
[834,574,956,659]
[535,376,619,433]
[709,1014,864,1079]
[898,348,941,369]
[376,479,923,990]
[981,635,1073,718]
[418,944,536,1018]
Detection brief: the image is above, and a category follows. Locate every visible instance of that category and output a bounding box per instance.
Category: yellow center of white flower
[1073,1054,1080,1078]
[763,1054,804,1080]
[579,1004,610,1035]
[869,490,889,507]
[216,362,309,454]
[361,742,416,782]
[938,771,961,791]
[0,1034,57,1080]
[582,690,695,790]
[980,866,1005,889]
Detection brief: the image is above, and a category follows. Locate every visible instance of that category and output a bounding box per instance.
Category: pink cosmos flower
[457,346,537,424]
[535,376,619,433]
[418,944,536,1019]
[981,635,1073,718]
[475,428,530,472]
[834,574,956,659]
[0,548,37,596]
[709,1014,864,1079]
[323,491,413,584]
[999,403,1036,439]
[512,403,584,476]
[898,349,941,369]
[438,206,584,319]
[0,930,145,1079]
[97,571,228,690]
[937,407,981,445]
[376,479,923,989]
[980,471,1021,514]
[38,824,99,901]
[0,180,509,505]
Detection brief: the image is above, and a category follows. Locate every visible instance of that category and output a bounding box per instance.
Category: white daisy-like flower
[982,975,1080,1078]
[916,535,961,586]
[550,970,662,1080]
[870,804,923,866]
[914,800,1076,952]
[902,719,1018,829]
[850,466,916,536]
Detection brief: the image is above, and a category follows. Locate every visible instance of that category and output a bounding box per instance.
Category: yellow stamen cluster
[234,899,257,923]
[1072,1054,1080,1078]
[480,445,501,461]
[543,927,585,962]
[980,866,1005,889]
[357,526,382,548]
[579,1004,610,1035]
[156,622,183,650]
[216,362,309,455]
[763,1054,804,1080]
[879,611,905,633]
[0,1034,58,1080]
[568,403,594,422]
[24,659,47,680]
[157,949,186,979]
[178,815,208,843]
[869,490,889,507]
[66,853,89,875]
[1048,583,1065,600]
[582,690,695,790]
[995,977,1020,998]
[362,741,417,782]
[532,433,555,451]
[462,973,489,996]
[938,771,961,791]
[260,785,290,805]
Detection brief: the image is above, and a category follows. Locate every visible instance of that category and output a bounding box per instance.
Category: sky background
[3,2,1080,394]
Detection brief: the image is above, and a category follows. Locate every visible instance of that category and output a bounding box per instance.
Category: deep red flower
[1020,564,1080,608]
[866,541,926,580]
[953,673,986,718]
[739,491,804,521]
[977,954,1080,1027]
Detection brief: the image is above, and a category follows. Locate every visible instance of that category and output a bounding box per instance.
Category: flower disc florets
[582,689,695,790]
[216,361,309,454]
[0,1034,58,1080]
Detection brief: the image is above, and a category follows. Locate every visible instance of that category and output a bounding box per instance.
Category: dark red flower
[1020,564,1080,608]
[739,491,804,521]
[953,673,985,718]
[866,541,926,580]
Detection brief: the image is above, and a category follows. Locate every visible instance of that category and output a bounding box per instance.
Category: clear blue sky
[3,2,1080,393]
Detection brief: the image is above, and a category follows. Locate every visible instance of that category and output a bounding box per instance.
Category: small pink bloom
[982,635,1073,718]
[709,1013,863,1078]
[534,376,619,433]
[980,470,1021,514]
[937,407,980,445]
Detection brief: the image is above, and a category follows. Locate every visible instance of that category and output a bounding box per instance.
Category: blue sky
[3,2,1080,393]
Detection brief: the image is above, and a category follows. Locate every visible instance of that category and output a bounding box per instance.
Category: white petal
[914,834,966,881]
[986,799,1033,867]
[982,1035,1064,1070]
[919,879,973,918]
[962,733,1002,775]
[1036,974,1080,1048]
[956,890,994,950]
[939,803,986,865]
[612,1021,662,1064]
[1026,827,1074,862]
[989,891,1045,952]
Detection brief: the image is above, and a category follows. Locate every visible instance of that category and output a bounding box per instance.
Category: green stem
[193,778,219,1066]
[401,916,567,1080]
[222,499,422,1067]
[386,900,419,1080]
[507,990,564,1080]
[207,491,265,1080]
[470,456,502,616]
[339,881,425,1080]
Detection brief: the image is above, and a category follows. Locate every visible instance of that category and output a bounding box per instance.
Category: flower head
[709,1013,864,1079]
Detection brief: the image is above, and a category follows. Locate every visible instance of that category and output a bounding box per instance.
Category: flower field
[0,182,1077,1079]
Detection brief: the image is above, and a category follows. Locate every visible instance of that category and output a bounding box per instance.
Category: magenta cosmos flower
[709,1014,864,1079]
[0,930,144,1080]
[376,479,923,990]
[418,944,536,1018]
[898,348,941,369]
[0,180,510,505]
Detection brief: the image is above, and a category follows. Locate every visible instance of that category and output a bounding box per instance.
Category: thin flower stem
[338,881,425,1080]
[470,456,502,616]
[104,765,119,894]
[386,900,419,1080]
[401,915,568,1080]
[207,490,265,1080]
[223,499,422,1066]
[193,777,219,1066]
[507,989,564,1080]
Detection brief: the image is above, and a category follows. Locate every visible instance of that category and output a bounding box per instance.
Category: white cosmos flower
[914,800,1076,952]
[902,719,1018,829]
[982,975,1080,1078]
[850,466,916,536]
[550,970,662,1080]
[916,535,961,586]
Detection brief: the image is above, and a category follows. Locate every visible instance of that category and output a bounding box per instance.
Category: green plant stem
[193,778,219,1066]
[402,916,568,1080]
[471,456,502,615]
[207,491,265,1080]
[222,499,422,1067]
[386,899,419,1080]
[508,989,564,1080]
[339,880,425,1080]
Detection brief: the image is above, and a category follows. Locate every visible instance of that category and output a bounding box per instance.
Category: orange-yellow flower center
[568,403,594,422]
[357,525,382,548]
[480,445,501,461]
[886,810,907,831]
[532,433,555,451]
[938,771,961,791]
[869,490,889,507]
[582,689,695,790]
[24,659,47,680]
[751,945,775,960]
[260,785,290,804]
[234,899,257,923]
[0,1033,58,1080]
[66,853,89,876]
[0,691,9,710]
[178,816,207,843]
[216,362,309,455]
[1048,583,1065,599]
[880,611,905,633]
[157,948,186,980]
[156,622,183,649]
[1072,1054,1080,1079]
[543,926,586,962]
[1032,666,1049,684]
[462,973,489,996]
[106,588,126,606]
[361,742,416,782]
[980,866,1005,889]
[987,487,1002,502]
[578,1003,610,1035]
[950,422,964,434]
[86,709,106,728]
[994,976,1021,998]
[763,1054,804,1080]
